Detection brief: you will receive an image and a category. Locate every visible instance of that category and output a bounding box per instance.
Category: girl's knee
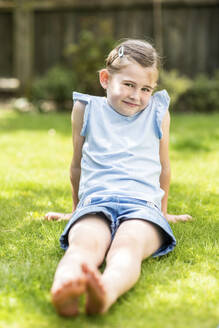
[68,215,111,252]
[111,231,140,250]
[107,231,143,262]
[107,219,163,260]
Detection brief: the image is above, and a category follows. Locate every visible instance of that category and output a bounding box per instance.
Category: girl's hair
[106,39,160,73]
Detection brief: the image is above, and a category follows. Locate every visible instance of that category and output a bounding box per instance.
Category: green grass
[0,110,218,328]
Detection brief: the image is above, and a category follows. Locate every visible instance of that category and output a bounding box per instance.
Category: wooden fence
[0,0,219,92]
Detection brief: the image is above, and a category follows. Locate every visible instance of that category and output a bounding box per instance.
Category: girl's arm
[45,101,85,221]
[70,101,85,211]
[159,110,171,216]
[159,110,192,223]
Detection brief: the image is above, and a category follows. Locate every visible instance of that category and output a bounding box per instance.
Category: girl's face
[99,61,158,117]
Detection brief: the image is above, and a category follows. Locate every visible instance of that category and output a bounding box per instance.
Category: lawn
[0,109,218,328]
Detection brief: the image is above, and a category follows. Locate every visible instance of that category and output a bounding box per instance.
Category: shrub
[30,31,115,111]
[30,66,76,111]
[158,70,192,109]
[65,30,115,96]
[175,72,219,112]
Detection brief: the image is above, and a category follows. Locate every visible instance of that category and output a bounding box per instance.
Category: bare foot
[82,263,107,315]
[45,212,73,221]
[165,213,193,223]
[51,277,86,316]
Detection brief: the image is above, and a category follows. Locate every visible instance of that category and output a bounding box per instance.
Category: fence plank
[0,12,12,76]
[14,5,34,90]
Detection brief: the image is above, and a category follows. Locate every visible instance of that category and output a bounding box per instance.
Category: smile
[122,101,139,107]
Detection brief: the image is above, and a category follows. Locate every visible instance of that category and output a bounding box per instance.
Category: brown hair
[106,39,160,73]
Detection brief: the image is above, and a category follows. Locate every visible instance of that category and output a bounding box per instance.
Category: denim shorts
[60,195,176,257]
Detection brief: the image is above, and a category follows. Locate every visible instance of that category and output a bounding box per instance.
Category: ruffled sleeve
[72,92,91,137]
[154,90,170,139]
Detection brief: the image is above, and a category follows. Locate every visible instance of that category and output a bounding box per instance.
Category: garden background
[0,0,219,327]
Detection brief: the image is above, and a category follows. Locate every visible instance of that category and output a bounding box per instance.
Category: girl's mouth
[122,101,139,107]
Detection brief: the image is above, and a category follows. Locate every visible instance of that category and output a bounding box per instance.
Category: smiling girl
[48,39,192,316]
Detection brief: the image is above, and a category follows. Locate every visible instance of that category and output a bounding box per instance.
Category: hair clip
[118,46,124,58]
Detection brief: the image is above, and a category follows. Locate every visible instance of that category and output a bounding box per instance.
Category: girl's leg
[83,219,164,314]
[51,214,111,316]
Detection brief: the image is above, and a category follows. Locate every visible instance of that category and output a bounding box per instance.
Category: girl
[48,39,192,316]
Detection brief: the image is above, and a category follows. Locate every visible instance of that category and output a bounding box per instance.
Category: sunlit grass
[0,110,218,328]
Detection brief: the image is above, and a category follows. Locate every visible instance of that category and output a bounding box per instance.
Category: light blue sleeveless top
[73,90,170,210]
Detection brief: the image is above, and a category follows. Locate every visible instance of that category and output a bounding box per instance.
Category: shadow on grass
[0,112,71,136]
[172,138,211,152]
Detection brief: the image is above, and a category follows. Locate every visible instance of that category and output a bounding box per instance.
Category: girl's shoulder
[72,92,105,137]
[151,90,170,139]
[152,89,170,108]
[72,91,105,105]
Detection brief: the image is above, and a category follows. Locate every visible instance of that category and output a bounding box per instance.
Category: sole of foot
[82,263,106,315]
[51,278,86,316]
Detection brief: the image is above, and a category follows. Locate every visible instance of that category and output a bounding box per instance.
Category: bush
[65,30,115,95]
[158,70,192,109]
[175,72,219,112]
[30,66,76,111]
[30,31,115,111]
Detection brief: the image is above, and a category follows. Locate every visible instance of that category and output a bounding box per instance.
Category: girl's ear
[99,69,110,89]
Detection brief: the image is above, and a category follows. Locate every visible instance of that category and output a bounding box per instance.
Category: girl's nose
[129,90,140,102]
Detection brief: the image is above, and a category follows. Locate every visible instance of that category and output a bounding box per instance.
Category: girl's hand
[45,212,73,221]
[164,213,193,223]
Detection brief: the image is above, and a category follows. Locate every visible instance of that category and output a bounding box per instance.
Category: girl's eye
[124,83,134,88]
[142,88,151,93]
